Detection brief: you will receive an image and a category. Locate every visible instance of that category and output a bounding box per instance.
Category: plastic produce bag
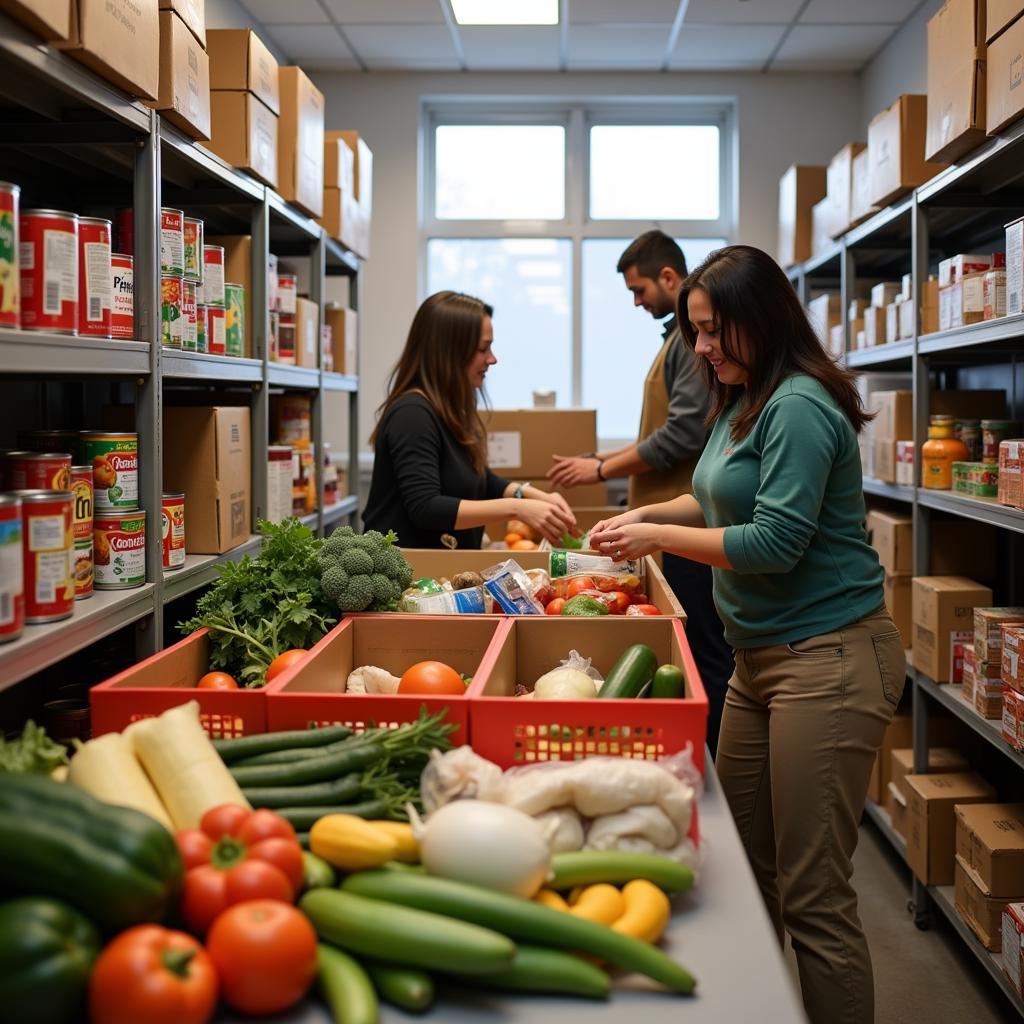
[482,559,545,614]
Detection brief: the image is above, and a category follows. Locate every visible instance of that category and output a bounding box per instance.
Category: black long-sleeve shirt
[363,393,509,549]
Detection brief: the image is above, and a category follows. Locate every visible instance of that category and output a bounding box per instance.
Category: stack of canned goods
[275,271,297,365]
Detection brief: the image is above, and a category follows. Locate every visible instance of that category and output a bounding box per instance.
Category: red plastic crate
[467,617,707,773]
[263,615,507,745]
[90,629,267,739]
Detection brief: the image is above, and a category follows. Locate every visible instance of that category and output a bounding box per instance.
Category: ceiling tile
[799,0,919,23]
[459,26,561,68]
[239,0,329,25]
[324,0,446,23]
[685,0,804,24]
[774,23,896,62]
[567,24,669,65]
[770,59,863,71]
[569,0,681,24]
[344,24,456,61]
[264,24,356,61]
[672,24,785,65]
[364,57,461,68]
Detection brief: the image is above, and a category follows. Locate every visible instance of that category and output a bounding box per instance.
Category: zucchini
[366,962,434,1012]
[277,800,391,832]
[650,664,685,699]
[458,944,609,999]
[240,774,365,809]
[341,870,695,994]
[213,725,352,764]
[548,851,694,895]
[300,888,516,975]
[317,944,379,1024]
[229,742,386,787]
[598,644,657,699]
[301,851,337,891]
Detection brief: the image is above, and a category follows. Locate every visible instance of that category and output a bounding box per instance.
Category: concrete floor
[782,822,1019,1023]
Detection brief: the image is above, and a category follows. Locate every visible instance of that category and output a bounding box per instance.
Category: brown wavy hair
[678,245,871,441]
[370,291,494,473]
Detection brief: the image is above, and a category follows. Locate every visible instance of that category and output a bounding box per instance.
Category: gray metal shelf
[846,340,914,368]
[162,350,264,383]
[917,116,1024,206]
[267,189,322,242]
[863,478,913,502]
[916,489,1024,536]
[324,237,360,275]
[322,372,358,392]
[919,314,1024,357]
[161,536,263,603]
[159,122,265,203]
[863,798,907,858]
[801,241,843,277]
[323,495,359,528]
[268,364,322,389]
[0,331,151,376]
[845,196,914,249]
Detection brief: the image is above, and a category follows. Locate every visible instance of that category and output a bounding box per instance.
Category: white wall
[309,70,862,452]
[204,0,288,62]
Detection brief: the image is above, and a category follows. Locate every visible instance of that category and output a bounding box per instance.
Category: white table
[223,761,808,1023]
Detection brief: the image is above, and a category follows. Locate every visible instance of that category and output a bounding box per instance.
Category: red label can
[14,488,73,623]
[111,253,134,340]
[94,510,146,590]
[206,304,226,355]
[161,207,184,276]
[182,279,197,351]
[71,465,93,600]
[78,216,112,338]
[278,273,297,314]
[200,244,225,306]
[162,493,185,570]
[0,181,19,328]
[161,275,183,349]
[5,451,72,491]
[0,494,24,643]
[19,209,78,333]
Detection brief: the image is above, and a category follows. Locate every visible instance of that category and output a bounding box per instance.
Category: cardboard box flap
[905,771,996,801]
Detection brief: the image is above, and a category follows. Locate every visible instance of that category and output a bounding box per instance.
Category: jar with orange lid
[921,415,970,490]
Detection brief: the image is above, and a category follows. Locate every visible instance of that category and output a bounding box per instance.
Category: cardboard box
[988,13,1024,133]
[898,298,915,340]
[332,131,373,216]
[1005,688,1024,748]
[871,391,913,439]
[323,306,357,375]
[885,301,901,344]
[850,147,880,226]
[294,297,319,368]
[57,0,160,100]
[927,0,988,163]
[778,165,827,267]
[975,607,1024,660]
[148,10,210,140]
[873,438,897,483]
[0,0,70,40]
[864,306,887,348]
[206,28,279,113]
[884,573,913,644]
[1004,902,1024,997]
[904,771,996,884]
[869,510,913,573]
[320,187,361,251]
[206,235,252,357]
[868,94,948,207]
[159,0,203,47]
[913,576,994,681]
[1003,624,1024,691]
[891,748,969,812]
[826,142,866,238]
[811,197,834,257]
[956,802,1024,894]
[324,134,355,192]
[922,277,940,335]
[984,269,1007,318]
[277,67,324,218]
[956,857,1008,949]
[208,91,277,187]
[163,406,251,554]
[807,292,841,348]
[872,282,902,308]
[988,0,1024,41]
[868,712,912,804]
[999,438,1024,508]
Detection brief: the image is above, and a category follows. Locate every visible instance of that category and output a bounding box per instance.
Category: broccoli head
[335,574,375,613]
[338,548,374,576]
[321,565,349,603]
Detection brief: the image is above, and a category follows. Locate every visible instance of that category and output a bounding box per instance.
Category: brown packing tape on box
[147,10,210,141]
[0,0,70,40]
[208,91,278,187]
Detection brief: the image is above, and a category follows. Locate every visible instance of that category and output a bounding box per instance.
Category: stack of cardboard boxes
[806,292,842,357]
[912,576,993,684]
[987,1,1024,137]
[887,744,967,840]
[778,165,826,268]
[320,131,373,259]
[277,67,325,219]
[150,0,210,140]
[1003,625,1024,751]
[938,253,1006,331]
[205,29,280,187]
[969,608,1024,718]
[864,282,899,349]
[867,94,948,208]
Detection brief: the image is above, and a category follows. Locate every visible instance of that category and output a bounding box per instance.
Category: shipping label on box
[487,432,523,469]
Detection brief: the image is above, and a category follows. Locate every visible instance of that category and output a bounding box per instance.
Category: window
[423,103,734,441]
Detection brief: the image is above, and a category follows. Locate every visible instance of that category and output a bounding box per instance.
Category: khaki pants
[716,608,906,1024]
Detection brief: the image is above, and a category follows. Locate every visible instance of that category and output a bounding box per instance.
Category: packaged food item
[896,440,915,486]
[278,317,295,363]
[183,217,203,283]
[93,510,146,590]
[982,420,1020,464]
[110,253,134,340]
[161,493,185,570]
[160,275,183,348]
[4,452,72,491]
[13,488,73,623]
[400,586,490,614]
[549,550,644,579]
[482,559,545,614]
[201,244,225,306]
[0,494,24,642]
[955,420,981,461]
[922,415,969,490]
[1004,689,1024,751]
[19,209,77,333]
[196,303,207,353]
[266,446,293,525]
[206,304,226,355]
[181,280,197,351]
[999,440,1024,509]
[71,465,93,600]
[224,282,244,356]
[278,272,297,314]
[0,181,19,328]
[81,432,138,511]
[77,216,111,338]
[160,207,184,276]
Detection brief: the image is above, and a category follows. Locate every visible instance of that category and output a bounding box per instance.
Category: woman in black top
[364,291,577,549]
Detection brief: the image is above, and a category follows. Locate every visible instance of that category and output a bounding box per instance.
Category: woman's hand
[589,507,644,538]
[514,498,577,545]
[589,522,664,560]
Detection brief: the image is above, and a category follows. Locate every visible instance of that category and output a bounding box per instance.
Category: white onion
[533,667,597,700]
[417,800,552,897]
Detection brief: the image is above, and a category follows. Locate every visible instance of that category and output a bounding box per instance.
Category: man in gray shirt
[548,231,733,754]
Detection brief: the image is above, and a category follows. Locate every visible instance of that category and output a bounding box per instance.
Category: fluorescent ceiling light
[451,0,558,26]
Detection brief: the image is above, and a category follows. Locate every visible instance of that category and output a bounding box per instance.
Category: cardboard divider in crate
[467,616,707,773]
[398,549,684,619]
[263,615,508,743]
[90,628,267,739]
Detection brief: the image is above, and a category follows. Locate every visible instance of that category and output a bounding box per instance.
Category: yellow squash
[371,820,420,862]
[534,888,570,911]
[611,879,671,944]
[568,883,626,925]
[311,813,399,870]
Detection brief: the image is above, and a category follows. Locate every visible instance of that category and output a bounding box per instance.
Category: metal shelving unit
[863,799,907,859]
[863,478,914,502]
[0,15,362,688]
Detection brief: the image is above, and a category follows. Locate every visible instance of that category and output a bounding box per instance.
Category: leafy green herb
[0,721,68,775]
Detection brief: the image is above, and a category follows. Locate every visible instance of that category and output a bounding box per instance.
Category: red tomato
[533,584,555,606]
[629,592,650,605]
[265,649,309,682]
[566,576,596,599]
[197,671,238,690]
[236,808,298,845]
[398,660,466,695]
[626,604,662,616]
[606,591,631,615]
[206,900,318,1016]
[200,804,250,839]
[244,838,304,894]
[181,861,293,935]
[545,597,566,615]
[591,575,619,592]
[176,830,215,871]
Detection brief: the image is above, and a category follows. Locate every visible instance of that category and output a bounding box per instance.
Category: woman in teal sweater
[591,245,904,1024]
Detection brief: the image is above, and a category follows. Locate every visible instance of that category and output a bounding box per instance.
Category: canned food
[81,432,138,511]
[0,494,24,642]
[70,466,93,600]
[278,272,297,315]
[183,217,203,283]
[206,304,226,355]
[267,446,293,525]
[110,253,133,340]
[196,303,207,353]
[161,493,185,570]
[161,275,183,349]
[19,209,78,333]
[78,216,112,338]
[17,431,81,461]
[160,207,184,276]
[94,509,146,590]
[278,317,296,364]
[13,489,73,623]
[224,282,245,357]
[201,244,225,306]
[5,451,72,491]
[955,419,981,462]
[0,182,20,328]
[982,420,1020,464]
[182,279,197,352]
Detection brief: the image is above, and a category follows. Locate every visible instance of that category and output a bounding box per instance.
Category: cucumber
[341,870,696,994]
[317,944,379,1024]
[548,851,694,895]
[598,644,657,699]
[650,664,685,699]
[229,742,386,787]
[232,734,374,767]
[276,800,391,832]
[302,851,337,891]
[296,831,311,849]
[300,888,516,975]
[241,774,365,809]
[458,944,609,999]
[366,963,435,1012]
[212,725,352,764]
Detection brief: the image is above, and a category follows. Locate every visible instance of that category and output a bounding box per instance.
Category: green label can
[0,181,19,328]
[93,510,146,589]
[81,431,138,510]
[161,275,183,349]
[224,282,245,357]
[196,302,207,353]
[182,279,197,352]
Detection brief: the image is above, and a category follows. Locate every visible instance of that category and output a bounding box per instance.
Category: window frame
[420,98,736,428]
